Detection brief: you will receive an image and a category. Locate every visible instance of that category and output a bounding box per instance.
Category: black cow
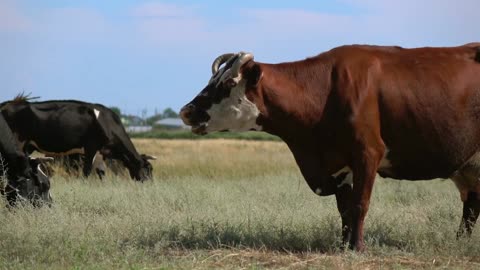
[0,112,52,207]
[0,99,154,181]
[50,150,155,180]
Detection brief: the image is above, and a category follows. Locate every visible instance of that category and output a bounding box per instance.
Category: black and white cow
[0,112,52,206]
[50,150,155,180]
[1,99,155,181]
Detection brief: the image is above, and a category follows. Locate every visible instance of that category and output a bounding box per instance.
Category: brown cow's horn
[231,52,254,78]
[211,53,235,74]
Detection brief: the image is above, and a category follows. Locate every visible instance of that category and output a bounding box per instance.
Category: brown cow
[180,44,480,251]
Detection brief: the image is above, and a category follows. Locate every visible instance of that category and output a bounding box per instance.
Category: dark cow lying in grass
[0,112,52,207]
[1,98,155,181]
[181,43,480,251]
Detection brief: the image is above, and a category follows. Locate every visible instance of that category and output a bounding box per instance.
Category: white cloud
[130,2,212,47]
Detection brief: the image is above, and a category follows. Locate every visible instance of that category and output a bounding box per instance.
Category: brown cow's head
[180,52,263,135]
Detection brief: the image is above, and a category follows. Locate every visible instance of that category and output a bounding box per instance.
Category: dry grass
[134,139,298,180]
[0,138,479,269]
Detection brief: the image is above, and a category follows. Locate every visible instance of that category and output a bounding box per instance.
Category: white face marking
[315,188,322,195]
[30,141,84,156]
[204,74,262,133]
[94,109,100,119]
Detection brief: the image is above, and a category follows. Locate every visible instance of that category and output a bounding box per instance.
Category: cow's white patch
[377,148,393,176]
[30,141,84,156]
[337,173,353,188]
[331,167,353,188]
[332,167,350,177]
[37,164,48,178]
[92,152,106,171]
[205,77,262,133]
[315,188,322,195]
[378,148,392,169]
[94,109,100,119]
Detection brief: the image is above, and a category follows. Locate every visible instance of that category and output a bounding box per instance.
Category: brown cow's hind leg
[458,191,480,237]
[452,168,480,238]
[335,184,353,246]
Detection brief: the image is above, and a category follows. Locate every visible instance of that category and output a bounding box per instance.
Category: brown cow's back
[327,45,480,179]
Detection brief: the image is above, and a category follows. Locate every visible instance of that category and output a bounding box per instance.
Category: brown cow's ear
[243,62,263,86]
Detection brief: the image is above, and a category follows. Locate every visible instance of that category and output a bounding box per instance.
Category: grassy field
[1,139,480,269]
[129,129,281,141]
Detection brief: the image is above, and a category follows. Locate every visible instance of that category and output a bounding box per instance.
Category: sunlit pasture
[0,139,479,269]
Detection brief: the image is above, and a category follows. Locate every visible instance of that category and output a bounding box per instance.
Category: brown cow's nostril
[180,104,210,127]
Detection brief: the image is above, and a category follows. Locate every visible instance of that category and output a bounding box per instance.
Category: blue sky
[1,0,478,116]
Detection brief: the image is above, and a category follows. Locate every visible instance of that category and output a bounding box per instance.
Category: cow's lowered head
[2,157,53,207]
[180,52,264,135]
[127,154,156,182]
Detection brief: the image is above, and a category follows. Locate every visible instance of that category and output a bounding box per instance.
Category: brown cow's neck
[254,59,334,143]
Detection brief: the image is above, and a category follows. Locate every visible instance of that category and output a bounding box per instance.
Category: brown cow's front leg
[349,146,383,251]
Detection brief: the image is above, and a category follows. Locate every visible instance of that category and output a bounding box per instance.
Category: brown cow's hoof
[355,243,366,252]
[348,241,366,252]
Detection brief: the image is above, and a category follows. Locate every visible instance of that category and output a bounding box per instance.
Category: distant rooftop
[155,118,188,129]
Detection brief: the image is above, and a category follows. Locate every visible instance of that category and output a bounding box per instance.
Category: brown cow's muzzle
[180,104,210,135]
[180,104,195,125]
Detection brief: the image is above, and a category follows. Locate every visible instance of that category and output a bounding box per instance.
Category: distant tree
[109,106,121,117]
[162,107,178,118]
[146,114,163,126]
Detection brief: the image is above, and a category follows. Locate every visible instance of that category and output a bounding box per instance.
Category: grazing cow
[180,43,480,251]
[51,150,155,179]
[0,112,52,207]
[0,99,155,181]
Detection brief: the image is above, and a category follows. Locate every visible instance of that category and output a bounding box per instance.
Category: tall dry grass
[0,139,479,269]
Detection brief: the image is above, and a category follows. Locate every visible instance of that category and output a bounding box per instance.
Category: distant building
[125,125,153,133]
[121,115,144,126]
[154,118,189,129]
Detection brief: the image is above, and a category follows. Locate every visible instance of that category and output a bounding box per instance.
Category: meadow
[1,139,480,269]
